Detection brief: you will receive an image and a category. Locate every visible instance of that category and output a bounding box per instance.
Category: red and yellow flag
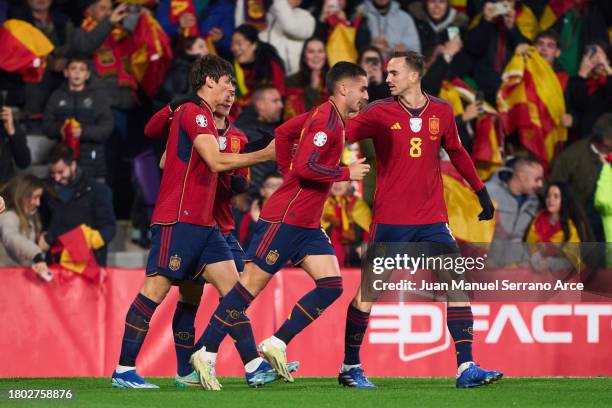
[539,0,577,31]
[496,47,567,171]
[441,161,495,243]
[169,0,200,37]
[439,79,504,181]
[131,13,174,97]
[52,224,105,280]
[62,118,81,159]
[0,19,54,83]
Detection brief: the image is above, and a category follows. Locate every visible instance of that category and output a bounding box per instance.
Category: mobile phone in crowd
[447,26,460,41]
[493,1,510,16]
[586,45,597,57]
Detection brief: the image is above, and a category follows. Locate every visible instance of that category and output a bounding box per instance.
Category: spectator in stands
[231,24,286,110]
[594,153,612,266]
[322,180,371,267]
[0,174,52,281]
[408,0,468,59]
[156,0,234,59]
[315,0,351,39]
[284,37,329,120]
[42,56,113,180]
[0,105,31,184]
[487,157,543,242]
[465,0,529,103]
[526,182,590,244]
[71,0,135,111]
[239,171,284,249]
[235,83,283,194]
[39,144,116,266]
[154,36,211,110]
[359,46,390,102]
[568,43,612,137]
[10,0,74,116]
[259,0,316,76]
[550,113,612,242]
[355,0,421,59]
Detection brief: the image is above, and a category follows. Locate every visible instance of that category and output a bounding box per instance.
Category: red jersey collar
[328,99,345,128]
[398,92,431,117]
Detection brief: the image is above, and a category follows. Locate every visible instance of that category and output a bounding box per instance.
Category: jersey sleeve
[292,112,350,183]
[236,129,249,179]
[144,106,172,139]
[346,104,382,144]
[180,103,215,142]
[442,108,485,192]
[276,112,310,176]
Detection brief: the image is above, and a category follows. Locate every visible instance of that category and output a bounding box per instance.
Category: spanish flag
[439,79,504,181]
[131,13,173,97]
[449,0,466,14]
[441,161,495,243]
[326,15,360,66]
[62,118,81,159]
[497,47,567,171]
[51,224,105,280]
[168,0,200,37]
[0,19,54,83]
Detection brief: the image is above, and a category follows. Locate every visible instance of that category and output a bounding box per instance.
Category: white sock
[457,361,474,377]
[197,346,217,364]
[244,357,264,373]
[269,336,287,349]
[340,363,361,373]
[115,365,135,374]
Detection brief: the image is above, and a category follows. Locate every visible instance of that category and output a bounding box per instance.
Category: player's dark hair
[47,143,75,165]
[393,51,425,77]
[190,54,233,92]
[591,113,612,144]
[325,61,367,96]
[535,29,561,49]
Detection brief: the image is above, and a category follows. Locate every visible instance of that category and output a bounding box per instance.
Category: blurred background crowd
[0,0,611,281]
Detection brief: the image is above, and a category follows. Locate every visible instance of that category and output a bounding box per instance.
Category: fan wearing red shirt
[338,51,500,389]
[113,55,277,390]
[191,62,371,387]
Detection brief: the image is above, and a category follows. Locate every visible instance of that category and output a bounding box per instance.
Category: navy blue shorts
[224,233,245,272]
[371,222,460,256]
[146,223,233,285]
[245,220,336,274]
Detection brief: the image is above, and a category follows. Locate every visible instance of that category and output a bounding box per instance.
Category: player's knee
[316,276,343,305]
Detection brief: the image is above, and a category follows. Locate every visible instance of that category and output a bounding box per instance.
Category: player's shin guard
[200,283,256,357]
[275,276,343,344]
[343,304,370,365]
[172,301,198,376]
[119,293,159,366]
[447,306,474,366]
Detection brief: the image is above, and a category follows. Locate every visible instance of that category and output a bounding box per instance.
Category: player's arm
[292,126,369,182]
[144,106,172,139]
[194,133,274,173]
[345,104,380,144]
[442,114,494,220]
[276,112,310,176]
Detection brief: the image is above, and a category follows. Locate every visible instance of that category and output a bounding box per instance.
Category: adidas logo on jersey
[390,122,402,130]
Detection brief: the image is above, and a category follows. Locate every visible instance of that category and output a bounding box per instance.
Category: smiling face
[187,37,210,58]
[343,75,369,114]
[304,39,326,71]
[231,32,257,64]
[49,159,77,187]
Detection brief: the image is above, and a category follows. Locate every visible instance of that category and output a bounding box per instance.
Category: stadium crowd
[0,0,611,280]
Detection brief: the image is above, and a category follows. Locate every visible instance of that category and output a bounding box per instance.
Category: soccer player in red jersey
[338,51,501,388]
[190,62,371,386]
[112,55,277,389]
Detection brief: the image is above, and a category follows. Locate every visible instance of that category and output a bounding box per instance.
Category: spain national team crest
[231,137,241,153]
[169,254,181,271]
[265,249,280,265]
[218,136,227,151]
[409,117,422,133]
[429,117,440,134]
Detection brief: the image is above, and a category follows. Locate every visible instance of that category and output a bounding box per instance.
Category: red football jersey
[346,94,483,225]
[151,101,218,226]
[214,122,249,234]
[260,100,350,228]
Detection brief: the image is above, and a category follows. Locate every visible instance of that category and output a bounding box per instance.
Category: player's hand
[476,187,495,221]
[348,157,370,181]
[169,93,202,111]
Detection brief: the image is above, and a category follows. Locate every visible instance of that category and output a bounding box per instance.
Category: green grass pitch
[1,377,610,408]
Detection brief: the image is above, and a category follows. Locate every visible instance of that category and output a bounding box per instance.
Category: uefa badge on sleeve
[313,131,328,147]
[196,114,207,128]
